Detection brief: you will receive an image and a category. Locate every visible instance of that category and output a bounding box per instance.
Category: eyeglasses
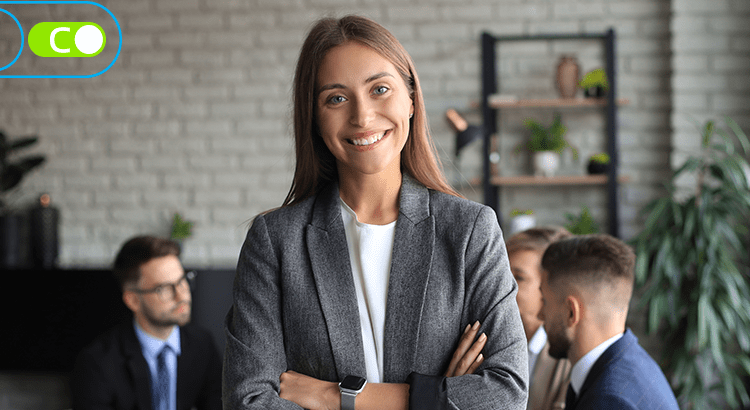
[129,271,196,301]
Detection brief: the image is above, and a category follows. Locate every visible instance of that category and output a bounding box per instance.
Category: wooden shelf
[488,96,629,108]
[489,174,629,186]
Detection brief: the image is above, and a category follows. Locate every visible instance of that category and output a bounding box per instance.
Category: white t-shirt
[340,198,396,383]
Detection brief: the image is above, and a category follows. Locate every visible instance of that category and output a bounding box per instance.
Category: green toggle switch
[29,22,106,57]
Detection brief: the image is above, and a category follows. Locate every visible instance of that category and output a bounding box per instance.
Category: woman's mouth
[348,130,389,146]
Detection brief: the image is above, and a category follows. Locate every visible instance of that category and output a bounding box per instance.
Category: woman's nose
[350,98,375,127]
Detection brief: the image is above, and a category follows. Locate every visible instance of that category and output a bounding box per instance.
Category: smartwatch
[339,375,367,410]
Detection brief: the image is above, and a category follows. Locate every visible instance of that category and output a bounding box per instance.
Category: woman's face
[509,249,544,341]
[315,41,414,178]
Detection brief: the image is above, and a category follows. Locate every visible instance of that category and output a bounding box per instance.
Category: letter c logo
[50,27,70,53]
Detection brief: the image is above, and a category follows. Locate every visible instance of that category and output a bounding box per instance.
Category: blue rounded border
[0,8,24,71]
[0,1,121,78]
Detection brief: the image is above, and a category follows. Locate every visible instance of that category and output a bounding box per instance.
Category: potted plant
[170,212,194,242]
[579,68,609,98]
[508,208,535,234]
[0,131,46,267]
[521,114,578,177]
[564,205,599,234]
[632,117,750,409]
[587,152,610,175]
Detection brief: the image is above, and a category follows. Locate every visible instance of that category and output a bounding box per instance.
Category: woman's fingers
[445,321,483,377]
[458,333,486,375]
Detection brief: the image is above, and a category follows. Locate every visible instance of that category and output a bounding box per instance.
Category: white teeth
[351,131,386,146]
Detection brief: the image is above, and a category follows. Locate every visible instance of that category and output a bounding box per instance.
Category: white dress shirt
[569,331,624,395]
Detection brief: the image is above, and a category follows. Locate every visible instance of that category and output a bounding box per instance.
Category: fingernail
[473,320,480,330]
[476,353,483,362]
[479,333,486,341]
[464,324,471,333]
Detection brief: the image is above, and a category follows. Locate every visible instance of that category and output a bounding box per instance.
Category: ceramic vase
[556,56,580,99]
[509,214,536,235]
[533,151,560,177]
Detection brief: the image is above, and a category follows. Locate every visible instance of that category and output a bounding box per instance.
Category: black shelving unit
[480,29,621,237]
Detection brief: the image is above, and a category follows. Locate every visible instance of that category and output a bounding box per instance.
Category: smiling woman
[223,15,528,410]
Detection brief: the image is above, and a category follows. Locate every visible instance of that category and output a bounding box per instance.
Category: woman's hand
[279,370,340,410]
[444,321,487,377]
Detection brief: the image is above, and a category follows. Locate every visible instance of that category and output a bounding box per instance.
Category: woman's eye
[373,86,389,95]
[327,95,346,105]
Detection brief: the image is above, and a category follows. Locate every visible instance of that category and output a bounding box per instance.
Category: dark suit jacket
[223,174,528,409]
[569,329,679,410]
[71,320,222,410]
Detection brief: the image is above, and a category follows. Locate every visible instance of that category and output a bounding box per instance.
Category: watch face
[340,375,366,391]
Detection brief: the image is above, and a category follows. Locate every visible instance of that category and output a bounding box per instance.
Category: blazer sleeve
[195,331,223,410]
[444,206,529,409]
[222,215,302,410]
[70,346,119,410]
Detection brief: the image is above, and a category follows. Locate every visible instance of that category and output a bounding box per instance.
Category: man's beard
[546,324,571,359]
[142,301,192,328]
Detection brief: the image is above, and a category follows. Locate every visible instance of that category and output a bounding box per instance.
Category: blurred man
[72,235,221,410]
[506,227,572,410]
[539,234,678,410]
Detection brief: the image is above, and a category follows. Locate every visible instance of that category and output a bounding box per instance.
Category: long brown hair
[283,15,460,207]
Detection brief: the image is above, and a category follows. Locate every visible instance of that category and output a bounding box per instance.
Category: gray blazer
[223,175,528,409]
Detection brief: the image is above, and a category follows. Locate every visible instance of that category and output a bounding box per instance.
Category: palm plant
[632,117,750,409]
[0,131,46,212]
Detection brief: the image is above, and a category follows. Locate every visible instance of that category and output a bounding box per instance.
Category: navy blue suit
[567,329,679,410]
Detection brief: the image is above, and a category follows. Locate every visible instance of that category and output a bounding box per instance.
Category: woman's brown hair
[282,15,460,207]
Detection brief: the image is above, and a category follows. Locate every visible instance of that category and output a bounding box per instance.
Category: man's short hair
[113,235,181,290]
[541,234,635,303]
[506,226,572,255]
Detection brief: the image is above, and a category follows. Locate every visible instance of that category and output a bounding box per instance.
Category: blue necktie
[565,384,577,410]
[153,346,171,410]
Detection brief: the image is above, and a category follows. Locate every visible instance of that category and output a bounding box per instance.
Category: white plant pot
[509,214,536,235]
[533,151,560,177]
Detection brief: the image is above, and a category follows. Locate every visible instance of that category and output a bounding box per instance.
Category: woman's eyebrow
[318,72,394,94]
[365,72,393,83]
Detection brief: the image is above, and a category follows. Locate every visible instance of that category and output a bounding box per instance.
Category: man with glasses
[71,235,222,410]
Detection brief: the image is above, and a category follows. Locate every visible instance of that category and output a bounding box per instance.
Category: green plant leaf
[739,355,750,378]
[634,117,750,406]
[726,116,750,154]
[5,136,39,152]
[170,212,194,241]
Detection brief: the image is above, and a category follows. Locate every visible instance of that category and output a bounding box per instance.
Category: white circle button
[75,25,103,55]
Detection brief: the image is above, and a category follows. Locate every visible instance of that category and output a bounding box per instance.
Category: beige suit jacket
[527,342,572,410]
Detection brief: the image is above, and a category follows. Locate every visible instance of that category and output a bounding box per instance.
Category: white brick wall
[0,0,745,272]
[671,0,750,173]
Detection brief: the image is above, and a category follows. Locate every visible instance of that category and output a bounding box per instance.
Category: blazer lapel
[121,322,153,410]
[577,329,635,402]
[176,327,190,410]
[307,181,367,379]
[382,174,434,382]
